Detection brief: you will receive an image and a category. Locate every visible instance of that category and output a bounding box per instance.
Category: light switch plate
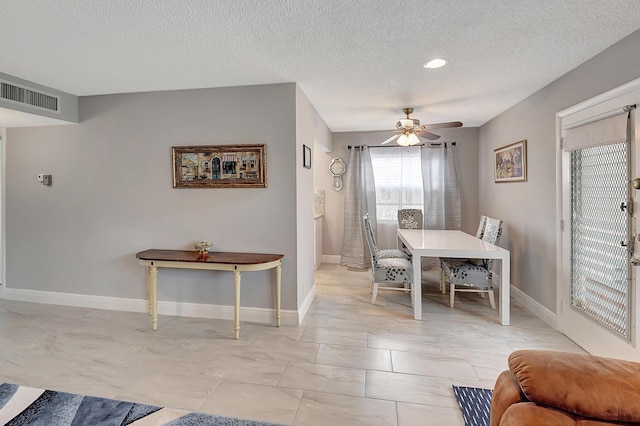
[37,174,44,182]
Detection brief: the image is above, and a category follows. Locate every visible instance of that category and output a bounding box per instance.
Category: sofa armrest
[490,370,526,426]
[501,403,576,426]
[508,350,640,423]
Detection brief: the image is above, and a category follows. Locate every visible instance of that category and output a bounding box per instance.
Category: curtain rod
[348,142,456,149]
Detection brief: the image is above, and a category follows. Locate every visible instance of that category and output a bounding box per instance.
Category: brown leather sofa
[491,349,640,425]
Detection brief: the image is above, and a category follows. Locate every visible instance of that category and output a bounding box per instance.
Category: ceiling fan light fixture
[423,58,446,69]
[407,133,420,145]
[397,134,410,146]
[399,118,414,128]
[378,107,462,146]
[397,132,420,146]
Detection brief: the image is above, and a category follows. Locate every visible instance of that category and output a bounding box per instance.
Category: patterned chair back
[475,215,488,238]
[363,214,379,267]
[481,217,503,270]
[397,209,423,229]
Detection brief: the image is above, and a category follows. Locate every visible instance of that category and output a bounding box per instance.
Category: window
[369,146,423,222]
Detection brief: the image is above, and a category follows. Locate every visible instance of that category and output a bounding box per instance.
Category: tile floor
[0,264,585,425]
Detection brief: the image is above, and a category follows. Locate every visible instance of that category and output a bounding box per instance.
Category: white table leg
[412,255,422,320]
[146,266,152,315]
[499,257,510,325]
[234,269,241,339]
[149,265,158,331]
[275,261,281,327]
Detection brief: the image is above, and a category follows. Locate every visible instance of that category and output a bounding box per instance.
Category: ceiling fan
[378,108,463,146]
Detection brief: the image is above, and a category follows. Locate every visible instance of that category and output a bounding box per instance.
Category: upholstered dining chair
[397,209,423,258]
[438,215,488,293]
[397,209,423,230]
[364,213,410,261]
[363,214,413,304]
[474,215,488,239]
[440,217,503,309]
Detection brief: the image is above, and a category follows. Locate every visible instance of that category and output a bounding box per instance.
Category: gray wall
[6,83,309,311]
[479,28,640,311]
[317,127,480,256]
[295,85,330,307]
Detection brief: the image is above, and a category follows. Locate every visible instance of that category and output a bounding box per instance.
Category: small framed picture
[494,140,527,183]
[303,144,312,169]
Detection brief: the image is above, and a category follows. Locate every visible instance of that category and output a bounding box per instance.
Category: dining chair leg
[449,283,455,308]
[371,282,379,304]
[488,289,496,310]
[440,268,447,294]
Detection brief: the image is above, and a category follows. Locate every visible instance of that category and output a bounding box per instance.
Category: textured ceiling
[2,0,640,131]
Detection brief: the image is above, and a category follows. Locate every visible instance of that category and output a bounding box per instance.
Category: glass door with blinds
[571,142,630,337]
[559,87,639,360]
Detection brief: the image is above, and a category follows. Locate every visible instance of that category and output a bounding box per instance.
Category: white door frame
[0,128,4,300]
[556,77,640,360]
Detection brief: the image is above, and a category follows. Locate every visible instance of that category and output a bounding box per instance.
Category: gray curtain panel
[421,145,461,230]
[340,145,377,268]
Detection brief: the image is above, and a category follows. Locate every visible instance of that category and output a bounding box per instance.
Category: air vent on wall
[0,80,59,113]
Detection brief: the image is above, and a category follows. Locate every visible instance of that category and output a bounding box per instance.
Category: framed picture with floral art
[494,140,527,183]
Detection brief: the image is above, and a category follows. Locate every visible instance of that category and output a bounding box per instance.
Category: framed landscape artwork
[494,140,527,183]
[172,144,267,188]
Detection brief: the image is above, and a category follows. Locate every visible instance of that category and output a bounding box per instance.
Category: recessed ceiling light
[423,59,446,69]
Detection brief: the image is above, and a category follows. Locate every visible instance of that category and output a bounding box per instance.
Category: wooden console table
[136,249,284,339]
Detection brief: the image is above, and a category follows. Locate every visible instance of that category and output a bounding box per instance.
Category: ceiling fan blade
[421,121,463,130]
[416,130,441,141]
[355,129,396,134]
[380,134,400,145]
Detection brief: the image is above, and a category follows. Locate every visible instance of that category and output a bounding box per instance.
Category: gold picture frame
[494,140,527,183]
[172,144,267,188]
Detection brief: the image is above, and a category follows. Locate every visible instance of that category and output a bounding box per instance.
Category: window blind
[563,111,627,151]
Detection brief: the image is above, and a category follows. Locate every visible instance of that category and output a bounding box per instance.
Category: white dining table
[397,229,511,325]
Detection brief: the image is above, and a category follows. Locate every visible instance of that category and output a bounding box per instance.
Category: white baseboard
[4,288,147,312]
[297,284,316,324]
[322,255,341,264]
[492,271,557,329]
[3,288,300,326]
[509,284,557,329]
[2,280,557,331]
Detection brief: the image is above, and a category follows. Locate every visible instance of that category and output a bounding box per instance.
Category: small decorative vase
[194,240,212,255]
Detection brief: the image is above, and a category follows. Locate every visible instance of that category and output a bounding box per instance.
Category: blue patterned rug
[0,383,286,425]
[452,385,492,426]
